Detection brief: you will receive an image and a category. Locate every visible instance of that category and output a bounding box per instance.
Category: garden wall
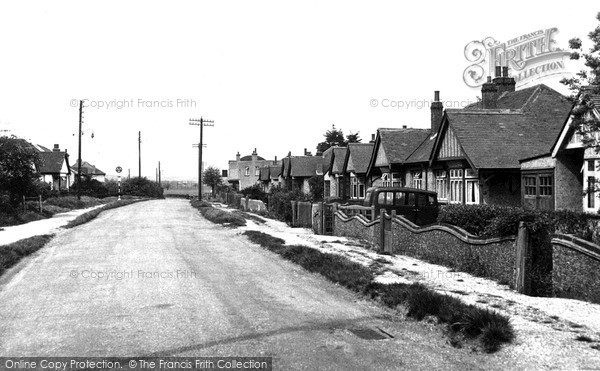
[552,234,600,304]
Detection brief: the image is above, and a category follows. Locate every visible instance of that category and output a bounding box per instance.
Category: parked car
[363,187,439,226]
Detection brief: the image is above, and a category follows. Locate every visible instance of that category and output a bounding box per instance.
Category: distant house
[521,88,600,212]
[326,147,348,199]
[257,161,281,193]
[227,149,278,191]
[431,71,571,206]
[281,151,323,194]
[35,144,71,191]
[342,142,374,200]
[71,160,106,183]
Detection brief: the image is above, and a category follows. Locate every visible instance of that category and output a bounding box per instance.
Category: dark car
[363,187,439,226]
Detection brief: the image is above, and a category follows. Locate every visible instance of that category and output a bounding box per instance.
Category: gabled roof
[290,156,323,178]
[259,166,270,181]
[405,132,437,164]
[432,84,572,169]
[73,160,106,176]
[378,128,431,164]
[322,147,334,174]
[269,165,282,179]
[330,147,348,175]
[344,143,374,174]
[282,157,291,178]
[38,151,69,174]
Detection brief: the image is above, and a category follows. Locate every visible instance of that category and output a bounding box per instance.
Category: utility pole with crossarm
[189,117,214,200]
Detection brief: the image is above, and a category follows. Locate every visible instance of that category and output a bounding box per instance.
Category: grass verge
[0,234,54,276]
[190,200,246,227]
[64,199,147,229]
[243,230,514,353]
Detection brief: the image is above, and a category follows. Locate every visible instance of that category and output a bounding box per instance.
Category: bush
[122,177,164,199]
[240,184,268,203]
[267,187,306,223]
[71,178,109,198]
[45,196,102,210]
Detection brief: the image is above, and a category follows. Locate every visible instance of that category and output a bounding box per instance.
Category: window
[435,170,447,200]
[255,167,260,176]
[244,166,250,176]
[378,192,386,205]
[408,192,416,205]
[524,176,536,196]
[382,173,390,187]
[589,160,597,172]
[391,173,402,187]
[449,169,463,204]
[394,192,406,206]
[539,176,553,196]
[465,169,479,204]
[588,176,596,209]
[412,171,423,189]
[385,192,393,205]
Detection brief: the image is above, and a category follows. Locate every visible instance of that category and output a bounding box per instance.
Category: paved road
[0,199,494,370]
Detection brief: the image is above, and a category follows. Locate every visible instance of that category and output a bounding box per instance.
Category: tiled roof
[345,143,374,174]
[442,84,572,169]
[378,128,431,164]
[322,147,334,174]
[331,147,348,175]
[269,165,282,179]
[38,151,69,174]
[73,160,106,176]
[406,133,436,164]
[259,166,270,181]
[290,156,323,178]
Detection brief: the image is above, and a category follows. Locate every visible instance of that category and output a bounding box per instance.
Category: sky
[0,1,598,180]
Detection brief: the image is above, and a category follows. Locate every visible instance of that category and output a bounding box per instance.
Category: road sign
[116,166,122,173]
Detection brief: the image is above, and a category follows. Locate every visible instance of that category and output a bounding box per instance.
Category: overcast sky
[0,1,598,180]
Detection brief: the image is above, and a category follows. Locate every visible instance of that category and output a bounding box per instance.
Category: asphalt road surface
[0,199,500,370]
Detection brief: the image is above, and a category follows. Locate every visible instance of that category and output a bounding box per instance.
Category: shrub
[45,196,102,210]
[122,177,164,199]
[71,178,109,198]
[199,207,246,227]
[240,184,268,204]
[267,187,306,223]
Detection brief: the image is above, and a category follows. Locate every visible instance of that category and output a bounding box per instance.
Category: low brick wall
[334,210,516,285]
[390,217,516,285]
[334,211,380,245]
[552,235,600,304]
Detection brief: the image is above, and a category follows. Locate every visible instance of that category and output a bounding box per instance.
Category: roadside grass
[45,195,103,210]
[64,199,146,229]
[242,230,515,353]
[190,200,246,227]
[0,234,54,277]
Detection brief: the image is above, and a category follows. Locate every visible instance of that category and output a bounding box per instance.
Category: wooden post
[379,209,386,251]
[39,195,42,212]
[515,221,531,295]
[319,202,325,235]
[291,201,297,227]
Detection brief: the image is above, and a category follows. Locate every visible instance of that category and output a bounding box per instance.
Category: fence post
[379,209,385,251]
[39,195,42,212]
[515,221,532,295]
[291,201,297,227]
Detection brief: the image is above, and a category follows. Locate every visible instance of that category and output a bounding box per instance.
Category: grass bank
[0,234,54,277]
[64,199,147,229]
[190,200,246,227]
[243,230,514,353]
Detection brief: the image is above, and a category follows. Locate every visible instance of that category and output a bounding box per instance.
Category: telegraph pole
[189,117,214,200]
[77,100,83,200]
[138,131,141,178]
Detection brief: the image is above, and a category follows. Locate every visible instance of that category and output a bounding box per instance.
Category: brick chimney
[53,144,60,152]
[431,91,443,133]
[493,66,516,96]
[252,148,257,161]
[274,156,278,164]
[481,76,498,109]
[369,134,375,143]
[236,152,240,161]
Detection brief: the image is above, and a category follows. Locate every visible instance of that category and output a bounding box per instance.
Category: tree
[560,11,600,151]
[316,124,345,153]
[0,136,40,209]
[308,175,324,201]
[316,125,362,153]
[202,166,222,197]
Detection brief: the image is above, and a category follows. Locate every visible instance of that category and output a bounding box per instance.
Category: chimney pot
[371,134,375,140]
[495,66,501,77]
[487,76,492,82]
[434,90,440,101]
[402,125,407,129]
[430,90,444,133]
[53,144,60,152]
[502,66,508,77]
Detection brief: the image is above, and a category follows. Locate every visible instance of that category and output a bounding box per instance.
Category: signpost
[116,166,123,200]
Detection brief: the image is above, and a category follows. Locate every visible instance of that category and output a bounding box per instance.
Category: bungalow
[430,67,572,206]
[342,142,374,200]
[520,87,600,212]
[257,161,281,193]
[322,146,347,200]
[281,152,323,194]
[71,160,106,183]
[35,144,71,191]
